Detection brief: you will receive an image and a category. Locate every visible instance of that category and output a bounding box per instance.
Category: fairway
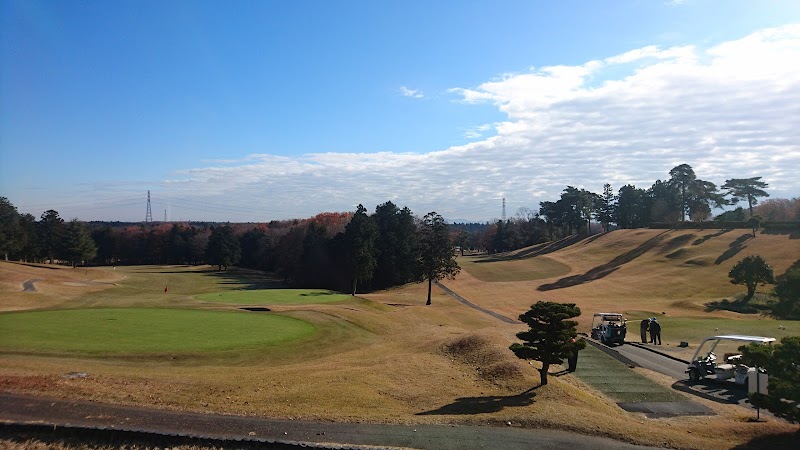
[196,289,351,305]
[458,254,571,282]
[0,308,316,355]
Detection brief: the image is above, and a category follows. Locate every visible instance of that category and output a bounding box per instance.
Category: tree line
[460,164,798,254]
[0,198,458,300]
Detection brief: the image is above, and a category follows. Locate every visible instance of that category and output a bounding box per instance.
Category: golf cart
[590,313,627,346]
[686,335,775,384]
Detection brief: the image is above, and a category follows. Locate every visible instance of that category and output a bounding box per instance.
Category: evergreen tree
[63,219,97,267]
[596,183,615,232]
[615,184,649,228]
[510,301,585,386]
[0,197,21,260]
[771,266,800,320]
[38,210,65,263]
[341,204,378,295]
[372,202,420,289]
[729,255,775,300]
[739,336,800,423]
[722,177,770,218]
[417,212,460,305]
[206,225,241,271]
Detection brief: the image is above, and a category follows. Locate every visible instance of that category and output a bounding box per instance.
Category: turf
[0,308,316,355]
[573,344,686,403]
[457,254,571,282]
[195,289,351,305]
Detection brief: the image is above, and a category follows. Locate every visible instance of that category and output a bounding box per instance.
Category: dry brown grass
[2,230,800,449]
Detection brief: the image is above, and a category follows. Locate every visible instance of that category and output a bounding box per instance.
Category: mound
[665,247,690,259]
[684,257,711,266]
[442,334,525,386]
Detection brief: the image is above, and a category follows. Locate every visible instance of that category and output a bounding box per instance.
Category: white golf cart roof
[593,313,623,317]
[700,335,775,343]
[689,335,775,363]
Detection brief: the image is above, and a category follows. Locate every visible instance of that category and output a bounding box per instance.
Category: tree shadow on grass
[730,430,800,449]
[693,229,732,246]
[474,235,585,263]
[537,232,669,291]
[416,387,538,415]
[714,233,753,265]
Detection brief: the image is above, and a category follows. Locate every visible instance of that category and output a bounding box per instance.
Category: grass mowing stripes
[0,308,316,355]
[573,344,686,403]
[195,289,351,305]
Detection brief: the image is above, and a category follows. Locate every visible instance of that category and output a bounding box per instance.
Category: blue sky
[2,0,800,222]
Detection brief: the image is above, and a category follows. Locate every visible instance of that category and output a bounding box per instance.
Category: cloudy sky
[2,1,799,222]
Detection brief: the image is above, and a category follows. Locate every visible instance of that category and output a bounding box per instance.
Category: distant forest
[1,164,798,292]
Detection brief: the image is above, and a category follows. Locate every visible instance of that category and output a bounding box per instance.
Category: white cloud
[400,86,424,98]
[162,25,800,222]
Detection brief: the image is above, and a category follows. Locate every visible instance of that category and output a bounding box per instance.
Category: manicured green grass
[458,255,571,282]
[196,289,351,305]
[573,344,686,403]
[0,308,316,355]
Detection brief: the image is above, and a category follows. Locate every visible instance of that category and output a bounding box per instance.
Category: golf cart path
[0,392,661,450]
[435,281,519,324]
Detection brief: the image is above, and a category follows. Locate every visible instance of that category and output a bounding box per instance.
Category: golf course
[1,228,799,449]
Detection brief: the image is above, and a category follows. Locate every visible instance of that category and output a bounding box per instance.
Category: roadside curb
[625,341,690,365]
[583,338,640,368]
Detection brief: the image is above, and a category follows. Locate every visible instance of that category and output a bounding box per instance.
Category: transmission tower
[145,190,153,223]
[502,198,506,221]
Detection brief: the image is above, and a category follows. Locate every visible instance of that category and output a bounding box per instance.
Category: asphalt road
[0,392,663,450]
[613,343,689,380]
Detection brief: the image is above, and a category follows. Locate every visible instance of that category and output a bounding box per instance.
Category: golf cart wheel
[688,368,700,383]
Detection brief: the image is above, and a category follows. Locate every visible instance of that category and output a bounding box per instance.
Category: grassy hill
[2,229,800,449]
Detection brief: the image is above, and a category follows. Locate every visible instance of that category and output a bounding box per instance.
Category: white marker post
[748,369,769,420]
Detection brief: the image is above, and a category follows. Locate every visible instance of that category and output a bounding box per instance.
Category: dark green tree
[342,204,378,295]
[615,185,649,229]
[715,207,746,223]
[0,197,21,260]
[739,336,800,423]
[38,210,65,263]
[596,183,615,232]
[63,219,97,267]
[668,164,725,222]
[771,266,800,320]
[417,211,460,305]
[747,214,763,237]
[206,225,241,271]
[722,177,769,218]
[372,202,420,289]
[509,301,585,386]
[729,255,775,300]
[648,179,682,224]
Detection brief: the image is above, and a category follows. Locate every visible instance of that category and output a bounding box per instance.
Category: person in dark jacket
[640,318,650,343]
[567,338,579,372]
[649,318,662,345]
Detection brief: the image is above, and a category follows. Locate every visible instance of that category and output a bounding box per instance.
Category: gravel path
[0,392,661,450]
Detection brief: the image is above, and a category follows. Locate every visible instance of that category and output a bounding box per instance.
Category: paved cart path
[0,392,661,450]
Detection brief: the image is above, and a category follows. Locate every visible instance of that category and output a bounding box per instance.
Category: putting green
[196,289,351,305]
[0,308,316,355]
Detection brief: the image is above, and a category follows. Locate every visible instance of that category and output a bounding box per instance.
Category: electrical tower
[164,209,167,222]
[502,197,506,221]
[145,190,153,223]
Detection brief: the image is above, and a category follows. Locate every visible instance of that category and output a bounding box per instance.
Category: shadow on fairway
[730,430,800,449]
[474,234,585,263]
[714,233,754,265]
[300,291,339,296]
[416,388,537,415]
[206,270,286,290]
[693,229,732,245]
[538,231,669,291]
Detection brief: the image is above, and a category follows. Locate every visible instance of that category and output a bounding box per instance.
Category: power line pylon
[502,197,506,221]
[145,190,153,223]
